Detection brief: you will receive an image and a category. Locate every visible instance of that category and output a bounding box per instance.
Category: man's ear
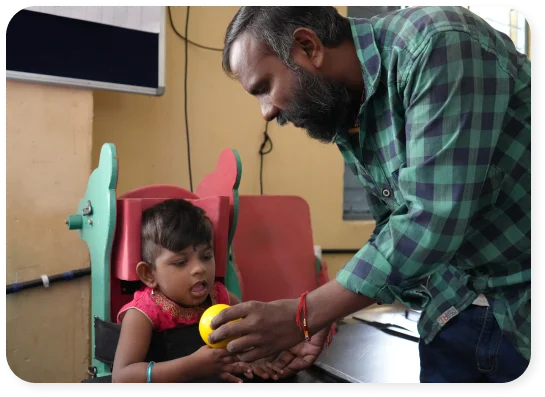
[136,261,157,289]
[291,27,325,69]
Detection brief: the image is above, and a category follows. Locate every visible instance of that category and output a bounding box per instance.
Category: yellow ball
[199,304,239,348]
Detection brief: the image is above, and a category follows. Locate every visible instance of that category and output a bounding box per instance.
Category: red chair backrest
[109,186,230,321]
[232,195,320,302]
[196,149,241,249]
[107,149,242,322]
[112,193,230,280]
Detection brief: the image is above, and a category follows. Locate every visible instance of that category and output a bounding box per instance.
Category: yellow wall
[93,6,375,255]
[6,81,93,382]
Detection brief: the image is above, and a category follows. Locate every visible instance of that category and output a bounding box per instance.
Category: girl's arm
[112,309,221,383]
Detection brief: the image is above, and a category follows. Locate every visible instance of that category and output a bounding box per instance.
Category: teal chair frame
[66,143,242,378]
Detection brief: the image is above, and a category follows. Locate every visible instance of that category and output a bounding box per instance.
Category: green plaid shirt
[335,6,530,360]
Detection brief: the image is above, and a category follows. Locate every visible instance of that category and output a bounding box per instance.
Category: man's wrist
[270,298,307,345]
[306,280,374,334]
[287,298,307,342]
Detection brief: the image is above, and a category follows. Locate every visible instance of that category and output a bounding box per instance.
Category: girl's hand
[250,357,280,380]
[190,345,237,377]
[222,361,254,382]
[190,346,253,382]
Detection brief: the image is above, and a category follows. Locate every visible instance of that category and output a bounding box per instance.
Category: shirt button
[382,189,391,198]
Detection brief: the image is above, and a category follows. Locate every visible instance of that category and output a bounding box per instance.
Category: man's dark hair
[223,6,352,74]
[141,199,213,266]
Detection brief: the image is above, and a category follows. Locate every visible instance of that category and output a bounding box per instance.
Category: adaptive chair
[66,143,243,381]
[67,143,333,382]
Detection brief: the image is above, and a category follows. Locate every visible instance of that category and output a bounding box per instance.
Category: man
[210,6,530,382]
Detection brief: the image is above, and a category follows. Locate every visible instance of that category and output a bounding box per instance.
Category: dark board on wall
[6,7,165,96]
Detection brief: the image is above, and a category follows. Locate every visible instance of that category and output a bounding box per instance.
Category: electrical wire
[184,7,193,192]
[167,6,224,192]
[6,267,91,294]
[259,121,273,195]
[169,7,270,195]
[167,6,223,52]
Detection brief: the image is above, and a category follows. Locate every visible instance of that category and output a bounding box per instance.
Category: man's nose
[260,98,279,122]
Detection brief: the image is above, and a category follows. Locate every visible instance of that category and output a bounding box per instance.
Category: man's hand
[209,299,304,362]
[210,281,372,364]
[267,327,329,377]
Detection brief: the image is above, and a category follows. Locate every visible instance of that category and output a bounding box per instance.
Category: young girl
[112,198,253,383]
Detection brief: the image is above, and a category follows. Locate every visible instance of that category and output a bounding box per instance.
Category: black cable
[169,6,224,193]
[170,6,273,197]
[167,6,223,52]
[184,7,193,192]
[7,267,91,295]
[259,121,273,195]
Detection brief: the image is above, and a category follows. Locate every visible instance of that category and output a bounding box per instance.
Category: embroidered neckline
[151,284,219,322]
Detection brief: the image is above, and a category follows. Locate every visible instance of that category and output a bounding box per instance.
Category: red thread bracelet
[296,291,311,342]
[326,323,336,348]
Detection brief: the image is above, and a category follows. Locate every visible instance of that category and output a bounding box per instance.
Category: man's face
[229,32,359,143]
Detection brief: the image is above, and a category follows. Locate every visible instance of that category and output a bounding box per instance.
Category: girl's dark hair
[223,6,352,74]
[141,199,213,266]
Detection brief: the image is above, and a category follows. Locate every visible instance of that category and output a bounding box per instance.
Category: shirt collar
[333,17,382,145]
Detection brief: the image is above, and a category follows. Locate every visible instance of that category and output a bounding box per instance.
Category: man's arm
[306,280,374,334]
[288,153,392,338]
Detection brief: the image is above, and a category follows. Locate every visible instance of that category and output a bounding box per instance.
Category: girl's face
[152,244,216,308]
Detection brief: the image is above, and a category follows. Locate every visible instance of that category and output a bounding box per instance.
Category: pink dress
[117,281,231,331]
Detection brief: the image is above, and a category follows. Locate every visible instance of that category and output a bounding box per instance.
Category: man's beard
[276,65,360,143]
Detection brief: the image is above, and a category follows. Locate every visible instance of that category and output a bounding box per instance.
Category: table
[313,318,421,383]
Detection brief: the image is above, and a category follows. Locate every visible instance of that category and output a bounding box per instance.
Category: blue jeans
[419,305,529,382]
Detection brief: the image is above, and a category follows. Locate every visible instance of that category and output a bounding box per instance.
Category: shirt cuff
[336,240,433,309]
[335,241,397,304]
